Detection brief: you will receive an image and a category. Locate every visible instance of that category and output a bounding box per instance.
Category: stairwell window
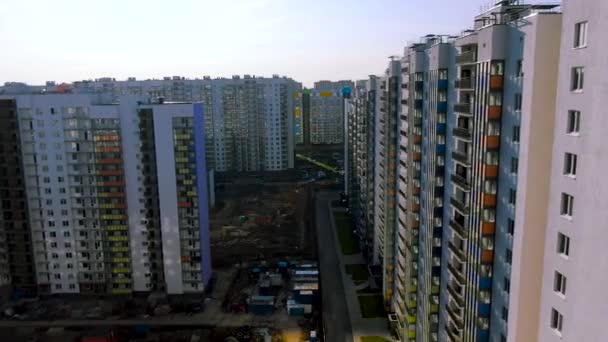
[550,308,563,334]
[554,271,567,296]
[557,232,570,257]
[567,110,581,134]
[563,153,577,177]
[560,193,574,218]
[571,67,584,92]
[574,21,588,48]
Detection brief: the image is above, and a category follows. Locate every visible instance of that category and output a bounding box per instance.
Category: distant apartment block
[0,94,213,297]
[308,80,354,145]
[345,77,380,262]
[1,75,302,172]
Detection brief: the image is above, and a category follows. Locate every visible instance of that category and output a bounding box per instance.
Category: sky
[0,0,486,87]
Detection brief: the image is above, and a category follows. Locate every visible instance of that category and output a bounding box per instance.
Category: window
[503,277,511,293]
[502,306,509,322]
[516,60,523,78]
[507,219,514,235]
[557,232,570,256]
[550,308,563,333]
[55,284,62,290]
[563,153,577,177]
[511,157,519,174]
[560,193,574,217]
[512,125,520,143]
[571,67,584,91]
[514,93,522,111]
[69,284,76,290]
[567,110,581,134]
[574,21,588,48]
[554,271,567,295]
[509,189,516,205]
[505,248,512,264]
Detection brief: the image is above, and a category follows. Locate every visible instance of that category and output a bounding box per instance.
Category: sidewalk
[328,204,393,342]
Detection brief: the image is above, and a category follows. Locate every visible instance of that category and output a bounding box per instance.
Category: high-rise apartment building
[392,35,455,342]
[509,0,608,341]
[373,61,401,303]
[309,80,354,145]
[0,94,213,296]
[345,77,380,262]
[1,75,301,172]
[344,2,570,342]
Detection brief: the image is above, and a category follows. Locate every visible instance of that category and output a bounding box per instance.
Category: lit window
[574,21,588,48]
[560,193,574,217]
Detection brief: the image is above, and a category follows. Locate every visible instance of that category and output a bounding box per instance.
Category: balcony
[486,136,500,149]
[456,51,476,64]
[478,303,491,317]
[482,193,496,207]
[448,262,465,285]
[414,99,423,109]
[412,135,422,144]
[481,222,496,235]
[413,152,421,161]
[484,165,498,178]
[489,75,504,90]
[452,151,470,166]
[448,241,466,262]
[451,174,470,191]
[449,219,467,238]
[415,81,424,91]
[481,250,494,264]
[455,78,475,89]
[454,103,472,114]
[453,127,471,140]
[488,105,502,120]
[450,197,468,213]
[447,281,464,306]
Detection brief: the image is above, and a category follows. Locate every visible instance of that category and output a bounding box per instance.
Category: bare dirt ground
[210,180,314,268]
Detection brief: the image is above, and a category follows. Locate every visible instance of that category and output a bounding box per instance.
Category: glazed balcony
[454,103,472,114]
[455,78,475,89]
[456,51,476,64]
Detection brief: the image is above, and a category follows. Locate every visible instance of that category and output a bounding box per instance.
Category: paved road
[315,192,353,342]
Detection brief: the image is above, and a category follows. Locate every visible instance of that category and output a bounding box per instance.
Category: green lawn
[358,295,387,318]
[334,212,360,255]
[345,264,370,282]
[360,337,392,342]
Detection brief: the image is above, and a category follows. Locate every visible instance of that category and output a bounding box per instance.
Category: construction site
[0,175,325,342]
[210,178,316,267]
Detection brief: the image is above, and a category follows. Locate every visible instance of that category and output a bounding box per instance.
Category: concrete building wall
[538,0,608,340]
[507,12,562,342]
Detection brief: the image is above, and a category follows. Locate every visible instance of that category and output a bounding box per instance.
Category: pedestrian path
[328,205,394,342]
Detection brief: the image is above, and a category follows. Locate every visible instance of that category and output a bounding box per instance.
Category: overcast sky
[0,0,486,87]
